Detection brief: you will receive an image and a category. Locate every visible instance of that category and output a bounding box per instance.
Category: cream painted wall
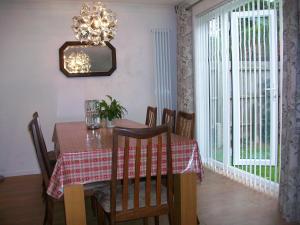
[0,0,176,176]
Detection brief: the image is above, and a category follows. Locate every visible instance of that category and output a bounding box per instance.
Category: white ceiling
[32,0,197,7]
[102,0,188,6]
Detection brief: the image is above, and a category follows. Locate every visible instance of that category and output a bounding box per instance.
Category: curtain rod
[186,0,203,10]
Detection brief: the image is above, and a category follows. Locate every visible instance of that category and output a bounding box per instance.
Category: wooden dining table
[47,119,204,225]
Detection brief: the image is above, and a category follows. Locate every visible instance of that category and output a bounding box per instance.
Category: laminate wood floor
[197,169,299,225]
[0,169,298,225]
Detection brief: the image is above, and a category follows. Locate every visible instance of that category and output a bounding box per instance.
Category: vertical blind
[194,0,282,196]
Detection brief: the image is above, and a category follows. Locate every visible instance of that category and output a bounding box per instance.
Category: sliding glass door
[194,0,282,196]
[231,9,278,167]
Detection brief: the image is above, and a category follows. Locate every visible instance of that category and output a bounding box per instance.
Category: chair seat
[94,181,167,212]
[85,181,110,190]
[83,181,110,197]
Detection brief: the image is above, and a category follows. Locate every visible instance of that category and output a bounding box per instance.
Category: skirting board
[0,169,40,178]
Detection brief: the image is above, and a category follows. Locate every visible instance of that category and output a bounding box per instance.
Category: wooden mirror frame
[59,41,117,77]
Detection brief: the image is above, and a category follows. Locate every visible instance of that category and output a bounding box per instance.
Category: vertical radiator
[152,28,175,123]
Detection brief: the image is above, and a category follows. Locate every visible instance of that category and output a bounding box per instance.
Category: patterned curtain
[176,4,194,113]
[279,0,300,223]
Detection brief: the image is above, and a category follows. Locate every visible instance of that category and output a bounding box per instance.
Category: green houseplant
[97,95,127,127]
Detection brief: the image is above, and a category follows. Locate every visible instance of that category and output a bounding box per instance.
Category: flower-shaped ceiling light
[65,51,91,73]
[72,2,117,46]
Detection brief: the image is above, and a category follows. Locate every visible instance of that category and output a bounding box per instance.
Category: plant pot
[106,119,115,128]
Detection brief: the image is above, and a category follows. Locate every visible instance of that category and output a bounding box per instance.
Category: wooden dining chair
[145,106,157,128]
[175,111,195,139]
[161,108,176,133]
[29,114,60,225]
[93,125,174,225]
[29,113,106,225]
[33,112,56,170]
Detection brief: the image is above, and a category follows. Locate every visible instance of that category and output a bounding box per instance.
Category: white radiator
[152,28,175,123]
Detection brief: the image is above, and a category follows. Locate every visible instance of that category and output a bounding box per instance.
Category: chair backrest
[175,111,195,139]
[161,108,176,133]
[28,112,51,187]
[110,125,173,223]
[33,112,49,157]
[64,184,87,225]
[145,106,157,128]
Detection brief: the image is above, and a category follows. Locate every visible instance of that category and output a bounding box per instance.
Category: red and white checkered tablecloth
[47,139,204,199]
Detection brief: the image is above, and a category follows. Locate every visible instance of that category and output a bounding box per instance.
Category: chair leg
[43,198,48,225]
[45,198,54,225]
[155,216,159,225]
[168,211,174,225]
[143,218,148,225]
[96,203,106,225]
[91,196,97,216]
[42,182,47,202]
[197,216,200,225]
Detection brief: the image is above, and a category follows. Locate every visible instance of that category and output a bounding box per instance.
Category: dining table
[47,119,204,225]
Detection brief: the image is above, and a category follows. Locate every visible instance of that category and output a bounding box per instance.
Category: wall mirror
[59,41,116,77]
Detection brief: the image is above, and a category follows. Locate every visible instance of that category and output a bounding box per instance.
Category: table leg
[64,184,87,225]
[174,173,197,225]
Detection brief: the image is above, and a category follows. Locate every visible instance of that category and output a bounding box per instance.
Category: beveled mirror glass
[59,41,116,77]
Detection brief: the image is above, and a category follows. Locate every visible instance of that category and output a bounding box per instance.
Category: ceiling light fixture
[72,2,117,46]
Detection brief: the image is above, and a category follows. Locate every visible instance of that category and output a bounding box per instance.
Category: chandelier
[65,51,91,73]
[72,2,117,46]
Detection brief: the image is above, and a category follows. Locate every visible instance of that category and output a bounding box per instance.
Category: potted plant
[97,95,127,127]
